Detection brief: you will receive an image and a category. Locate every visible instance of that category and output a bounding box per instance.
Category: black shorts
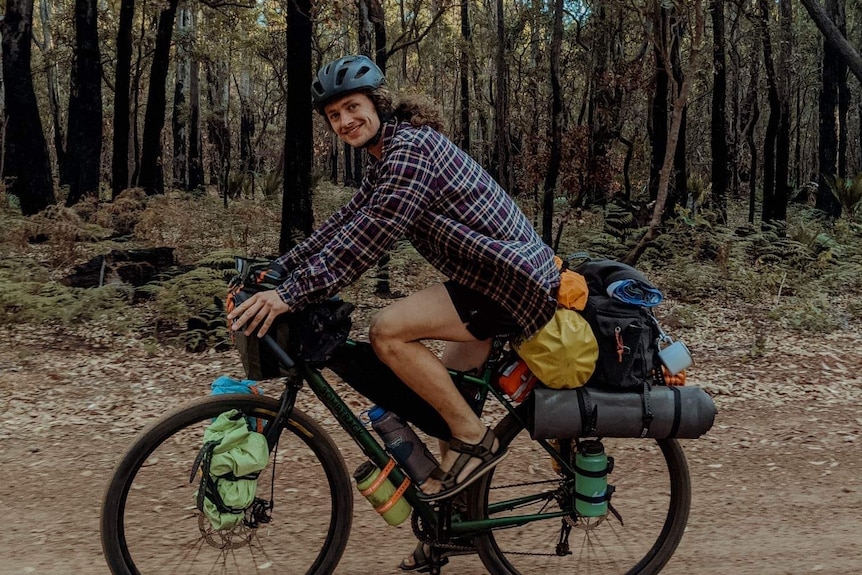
[443,281,522,341]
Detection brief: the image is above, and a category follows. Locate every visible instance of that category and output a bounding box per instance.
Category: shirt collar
[369,121,401,165]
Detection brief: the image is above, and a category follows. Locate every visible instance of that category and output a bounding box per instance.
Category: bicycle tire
[101,394,353,575]
[471,409,691,575]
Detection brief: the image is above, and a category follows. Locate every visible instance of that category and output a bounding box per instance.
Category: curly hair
[319,88,444,133]
[392,94,444,132]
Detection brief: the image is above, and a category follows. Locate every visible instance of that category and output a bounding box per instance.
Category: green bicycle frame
[293,338,579,537]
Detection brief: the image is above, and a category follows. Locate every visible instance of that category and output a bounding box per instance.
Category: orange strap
[359,459,412,514]
[375,475,411,515]
[359,459,396,497]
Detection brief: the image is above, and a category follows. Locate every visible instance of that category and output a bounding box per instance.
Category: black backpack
[569,257,663,391]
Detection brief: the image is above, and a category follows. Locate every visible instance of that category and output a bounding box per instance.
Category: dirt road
[1,311,860,574]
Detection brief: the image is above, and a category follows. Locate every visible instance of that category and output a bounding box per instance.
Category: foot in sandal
[417,427,507,502]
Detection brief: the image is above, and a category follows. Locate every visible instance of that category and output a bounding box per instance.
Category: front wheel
[472,410,691,575]
[101,394,353,575]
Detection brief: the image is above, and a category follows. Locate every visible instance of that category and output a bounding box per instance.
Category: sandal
[417,427,507,502]
[398,540,475,572]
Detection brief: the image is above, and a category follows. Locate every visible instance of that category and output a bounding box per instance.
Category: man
[228,55,559,508]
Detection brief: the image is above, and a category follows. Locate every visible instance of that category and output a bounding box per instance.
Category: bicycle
[100,311,692,575]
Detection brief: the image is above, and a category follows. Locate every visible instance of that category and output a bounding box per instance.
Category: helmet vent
[335,68,348,87]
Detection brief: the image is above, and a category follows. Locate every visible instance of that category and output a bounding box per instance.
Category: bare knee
[369,309,400,360]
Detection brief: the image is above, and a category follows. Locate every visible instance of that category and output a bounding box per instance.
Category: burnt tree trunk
[111,0,134,197]
[65,0,103,206]
[773,0,792,221]
[649,5,671,203]
[137,0,180,195]
[188,43,204,191]
[710,0,729,221]
[541,0,564,246]
[814,0,843,216]
[758,0,780,223]
[172,8,191,189]
[671,14,688,216]
[1,0,55,214]
[280,0,313,253]
[458,0,472,152]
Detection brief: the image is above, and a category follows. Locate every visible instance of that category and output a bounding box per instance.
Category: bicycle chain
[410,512,475,553]
[409,478,584,558]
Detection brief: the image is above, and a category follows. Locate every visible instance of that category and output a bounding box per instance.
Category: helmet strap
[362,112,394,149]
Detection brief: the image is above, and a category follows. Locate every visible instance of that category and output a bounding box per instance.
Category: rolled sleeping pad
[531,385,716,440]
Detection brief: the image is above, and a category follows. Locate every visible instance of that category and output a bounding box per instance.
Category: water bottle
[353,460,412,526]
[368,406,439,485]
[575,440,609,517]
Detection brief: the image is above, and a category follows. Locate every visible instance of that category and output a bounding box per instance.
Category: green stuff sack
[191,409,269,530]
[514,308,599,389]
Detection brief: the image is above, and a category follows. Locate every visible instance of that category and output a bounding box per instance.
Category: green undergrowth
[2,187,861,351]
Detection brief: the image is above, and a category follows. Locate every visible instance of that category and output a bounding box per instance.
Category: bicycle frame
[261,333,580,540]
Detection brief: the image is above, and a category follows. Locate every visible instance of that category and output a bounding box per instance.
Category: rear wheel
[472,411,691,575]
[101,394,353,575]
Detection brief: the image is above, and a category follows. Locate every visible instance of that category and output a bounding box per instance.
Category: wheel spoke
[472,412,691,575]
[102,396,353,575]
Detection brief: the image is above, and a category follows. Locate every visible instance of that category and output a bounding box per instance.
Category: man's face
[324,92,381,149]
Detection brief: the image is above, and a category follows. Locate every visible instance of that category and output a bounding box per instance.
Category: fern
[825,173,862,217]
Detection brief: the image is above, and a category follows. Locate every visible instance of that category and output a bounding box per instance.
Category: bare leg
[370,284,497,495]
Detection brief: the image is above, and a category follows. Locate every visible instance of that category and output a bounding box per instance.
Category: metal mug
[658,339,693,375]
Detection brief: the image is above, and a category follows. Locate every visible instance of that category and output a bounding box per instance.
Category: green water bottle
[575,440,608,517]
[353,460,412,526]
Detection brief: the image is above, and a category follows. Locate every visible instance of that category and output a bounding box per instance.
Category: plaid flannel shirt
[275,121,559,337]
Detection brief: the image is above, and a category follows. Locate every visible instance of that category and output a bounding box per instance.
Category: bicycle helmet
[311,55,386,109]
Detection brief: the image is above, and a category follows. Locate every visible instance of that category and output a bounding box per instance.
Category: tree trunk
[172,8,191,189]
[38,0,67,186]
[742,55,760,223]
[586,1,624,205]
[649,5,671,204]
[671,15,688,216]
[137,0,180,195]
[541,0,564,246]
[238,67,255,177]
[814,0,843,216]
[280,0,313,254]
[369,0,387,70]
[758,0,780,223]
[773,0,793,221]
[1,0,55,215]
[205,60,230,199]
[458,0,471,152]
[626,0,704,265]
[832,0,848,178]
[129,6,147,186]
[709,0,729,221]
[65,0,103,206]
[187,20,204,191]
[798,0,862,82]
[726,1,744,198]
[492,0,512,191]
[111,0,134,197]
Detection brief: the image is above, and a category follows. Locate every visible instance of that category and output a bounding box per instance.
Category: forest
[1,0,862,347]
[3,3,862,573]
[1,0,859,228]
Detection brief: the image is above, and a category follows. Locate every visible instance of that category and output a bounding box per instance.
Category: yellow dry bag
[514,308,598,389]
